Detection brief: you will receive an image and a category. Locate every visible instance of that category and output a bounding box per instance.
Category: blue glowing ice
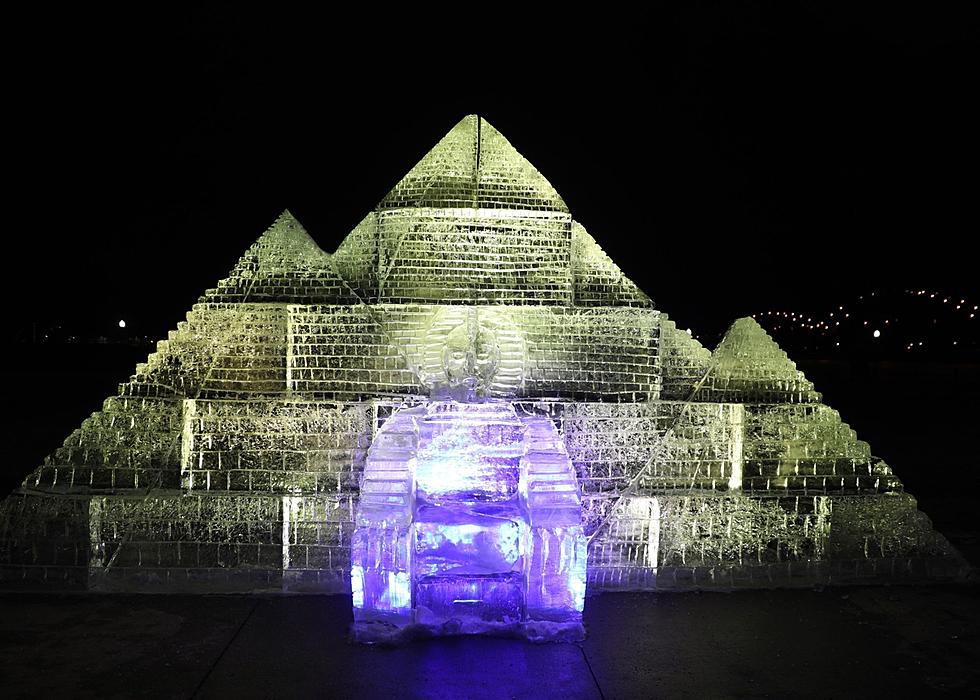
[351,402,587,642]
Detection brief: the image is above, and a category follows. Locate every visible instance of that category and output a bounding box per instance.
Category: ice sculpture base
[352,618,585,645]
[350,611,415,645]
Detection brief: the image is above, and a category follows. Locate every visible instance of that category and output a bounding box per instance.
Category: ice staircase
[351,402,586,642]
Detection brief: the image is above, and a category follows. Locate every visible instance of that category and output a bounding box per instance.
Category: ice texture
[1,114,964,609]
[414,511,524,577]
[415,403,524,503]
[351,401,586,642]
[415,573,525,631]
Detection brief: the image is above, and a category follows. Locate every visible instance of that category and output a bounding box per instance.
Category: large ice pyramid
[0,116,966,608]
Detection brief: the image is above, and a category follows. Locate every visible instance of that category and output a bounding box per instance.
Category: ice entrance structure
[353,400,586,641]
[0,116,966,623]
[352,307,587,640]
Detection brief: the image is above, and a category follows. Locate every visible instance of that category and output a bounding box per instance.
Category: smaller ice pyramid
[695,317,821,403]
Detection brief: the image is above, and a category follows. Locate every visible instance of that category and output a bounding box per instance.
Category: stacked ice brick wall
[1,211,377,590]
[580,317,963,590]
[695,317,821,404]
[365,114,576,306]
[180,400,371,495]
[0,115,966,593]
[198,213,366,305]
[287,305,421,398]
[6,398,382,592]
[658,317,713,400]
[571,223,650,307]
[376,209,573,305]
[0,494,92,589]
[5,390,380,592]
[518,400,745,589]
[285,305,660,400]
[741,404,898,495]
[26,396,183,492]
[0,116,655,591]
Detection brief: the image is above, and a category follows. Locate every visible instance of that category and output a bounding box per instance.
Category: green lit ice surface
[0,115,966,606]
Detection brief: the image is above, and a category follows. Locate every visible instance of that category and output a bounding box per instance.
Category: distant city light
[749,289,973,353]
[118,320,126,329]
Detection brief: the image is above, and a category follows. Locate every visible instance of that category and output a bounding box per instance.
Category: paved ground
[1,585,978,699]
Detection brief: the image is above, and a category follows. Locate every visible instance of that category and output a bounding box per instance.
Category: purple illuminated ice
[351,401,587,642]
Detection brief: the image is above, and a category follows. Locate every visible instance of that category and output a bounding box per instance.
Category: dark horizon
[8,6,978,348]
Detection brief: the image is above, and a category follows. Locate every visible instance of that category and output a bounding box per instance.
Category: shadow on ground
[1,586,977,699]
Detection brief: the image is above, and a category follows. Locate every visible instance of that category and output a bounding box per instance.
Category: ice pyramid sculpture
[696,317,821,404]
[0,116,966,619]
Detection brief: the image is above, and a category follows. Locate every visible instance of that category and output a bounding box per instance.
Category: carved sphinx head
[441,320,499,400]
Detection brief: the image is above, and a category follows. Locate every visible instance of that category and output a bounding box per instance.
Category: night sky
[10,6,978,347]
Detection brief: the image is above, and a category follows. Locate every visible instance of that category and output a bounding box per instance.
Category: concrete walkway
[1,586,978,699]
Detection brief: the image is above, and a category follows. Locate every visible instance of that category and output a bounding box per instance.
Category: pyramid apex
[733,316,765,329]
[723,316,769,340]
[379,115,567,212]
[250,210,324,261]
[715,316,786,359]
[698,315,821,403]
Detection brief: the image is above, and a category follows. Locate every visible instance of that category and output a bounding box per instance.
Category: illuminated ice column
[728,404,745,491]
[351,407,423,639]
[519,416,587,639]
